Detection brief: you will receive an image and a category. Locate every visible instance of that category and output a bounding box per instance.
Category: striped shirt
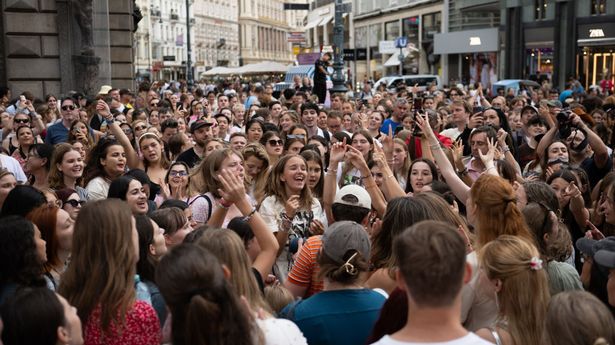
[287,235,324,298]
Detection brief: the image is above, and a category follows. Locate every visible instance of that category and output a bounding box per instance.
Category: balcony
[171,13,179,20]
[150,9,161,17]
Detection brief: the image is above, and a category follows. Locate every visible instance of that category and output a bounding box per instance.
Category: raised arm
[416,112,471,204]
[218,168,279,280]
[346,145,387,216]
[323,140,346,224]
[97,100,141,169]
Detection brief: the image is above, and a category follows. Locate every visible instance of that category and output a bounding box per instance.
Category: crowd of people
[0,75,615,345]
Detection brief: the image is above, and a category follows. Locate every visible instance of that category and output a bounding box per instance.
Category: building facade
[238,0,298,66]
[353,0,443,82]
[193,0,240,77]
[502,0,615,90]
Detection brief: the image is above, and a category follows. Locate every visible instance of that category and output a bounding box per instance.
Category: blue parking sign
[395,36,408,48]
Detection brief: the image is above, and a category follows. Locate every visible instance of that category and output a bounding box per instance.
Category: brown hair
[190,148,241,197]
[470,175,534,248]
[242,143,270,204]
[156,243,258,345]
[48,143,82,190]
[197,228,270,312]
[394,220,466,307]
[150,207,187,237]
[544,291,615,345]
[264,154,313,210]
[479,236,549,345]
[59,199,137,331]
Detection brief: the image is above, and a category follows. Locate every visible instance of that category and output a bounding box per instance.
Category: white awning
[319,14,334,26]
[304,17,321,30]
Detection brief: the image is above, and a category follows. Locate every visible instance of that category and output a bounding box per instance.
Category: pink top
[84,301,160,345]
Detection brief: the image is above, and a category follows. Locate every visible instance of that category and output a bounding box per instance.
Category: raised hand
[284,195,301,219]
[496,128,508,147]
[309,219,325,236]
[96,100,111,119]
[414,111,436,141]
[585,220,605,240]
[478,137,496,166]
[217,168,247,204]
[329,139,347,164]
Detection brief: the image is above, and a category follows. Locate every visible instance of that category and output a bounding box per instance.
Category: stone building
[0,0,136,98]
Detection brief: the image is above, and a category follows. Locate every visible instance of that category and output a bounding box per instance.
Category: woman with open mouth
[108,175,150,216]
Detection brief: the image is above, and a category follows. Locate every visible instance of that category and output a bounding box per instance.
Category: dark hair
[300,102,319,115]
[107,175,136,200]
[155,243,256,345]
[83,137,122,184]
[29,144,54,171]
[245,117,265,132]
[0,287,65,345]
[405,158,439,193]
[159,199,189,210]
[150,207,186,237]
[260,130,283,147]
[331,203,370,223]
[333,131,351,144]
[469,125,498,142]
[227,217,254,248]
[1,185,46,217]
[125,168,151,187]
[0,216,45,290]
[135,215,157,282]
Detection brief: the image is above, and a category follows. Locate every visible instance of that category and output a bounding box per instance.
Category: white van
[373,74,442,92]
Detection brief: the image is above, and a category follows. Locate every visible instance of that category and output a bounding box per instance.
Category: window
[422,12,441,41]
[535,0,547,20]
[591,0,606,15]
[385,20,400,41]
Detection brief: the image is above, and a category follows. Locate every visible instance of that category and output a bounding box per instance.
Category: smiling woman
[108,175,149,216]
[259,154,327,280]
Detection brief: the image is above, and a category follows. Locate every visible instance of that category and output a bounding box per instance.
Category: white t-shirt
[440,127,462,141]
[256,317,307,345]
[372,332,493,345]
[0,154,27,183]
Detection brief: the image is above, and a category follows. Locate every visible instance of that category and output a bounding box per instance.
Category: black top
[175,147,201,169]
[314,59,328,83]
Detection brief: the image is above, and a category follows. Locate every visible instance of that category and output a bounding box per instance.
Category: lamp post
[185,0,193,87]
[330,0,348,93]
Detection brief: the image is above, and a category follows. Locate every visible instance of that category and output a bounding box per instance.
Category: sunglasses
[122,128,133,134]
[62,105,76,111]
[268,139,283,146]
[65,199,85,207]
[169,170,188,177]
[14,118,30,124]
[134,125,147,131]
[150,102,159,107]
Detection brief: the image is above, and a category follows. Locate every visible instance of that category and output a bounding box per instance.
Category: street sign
[379,41,396,54]
[395,36,408,48]
[284,3,310,10]
[321,45,334,53]
[288,32,306,43]
[292,46,301,55]
[343,48,355,60]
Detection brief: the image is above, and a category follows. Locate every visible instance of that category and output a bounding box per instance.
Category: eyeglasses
[14,118,30,124]
[150,102,159,107]
[64,199,85,207]
[61,105,76,111]
[169,170,188,177]
[268,139,283,146]
[134,125,147,131]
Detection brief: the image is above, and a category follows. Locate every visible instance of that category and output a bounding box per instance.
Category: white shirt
[85,176,110,201]
[0,154,27,183]
[440,127,463,141]
[372,333,493,345]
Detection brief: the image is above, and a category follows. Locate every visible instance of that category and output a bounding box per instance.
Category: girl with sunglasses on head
[56,187,85,221]
[3,112,36,155]
[99,101,171,201]
[261,131,284,166]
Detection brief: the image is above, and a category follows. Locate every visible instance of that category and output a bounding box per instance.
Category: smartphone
[413,98,423,113]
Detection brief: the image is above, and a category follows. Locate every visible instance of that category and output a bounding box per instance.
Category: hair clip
[342,252,359,275]
[529,256,543,271]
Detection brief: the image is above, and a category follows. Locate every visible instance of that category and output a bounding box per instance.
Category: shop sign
[379,41,397,54]
[578,23,615,41]
[343,48,355,60]
[589,29,605,38]
[356,48,367,61]
[469,37,482,46]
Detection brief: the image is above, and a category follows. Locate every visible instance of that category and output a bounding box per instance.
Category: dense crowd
[0,73,615,345]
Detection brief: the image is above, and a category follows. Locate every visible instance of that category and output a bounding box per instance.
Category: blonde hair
[197,228,270,313]
[544,291,615,345]
[189,148,241,196]
[264,154,313,210]
[479,236,549,345]
[264,284,294,314]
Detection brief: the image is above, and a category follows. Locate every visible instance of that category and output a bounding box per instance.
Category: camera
[556,111,573,138]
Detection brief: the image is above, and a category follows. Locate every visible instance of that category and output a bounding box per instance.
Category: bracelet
[485,166,497,173]
[429,143,441,150]
[386,174,395,179]
[458,167,467,175]
[104,118,114,125]
[501,146,510,154]
[242,207,257,222]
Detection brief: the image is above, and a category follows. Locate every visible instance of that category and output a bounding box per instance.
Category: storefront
[524,27,554,82]
[576,22,615,89]
[434,28,499,89]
